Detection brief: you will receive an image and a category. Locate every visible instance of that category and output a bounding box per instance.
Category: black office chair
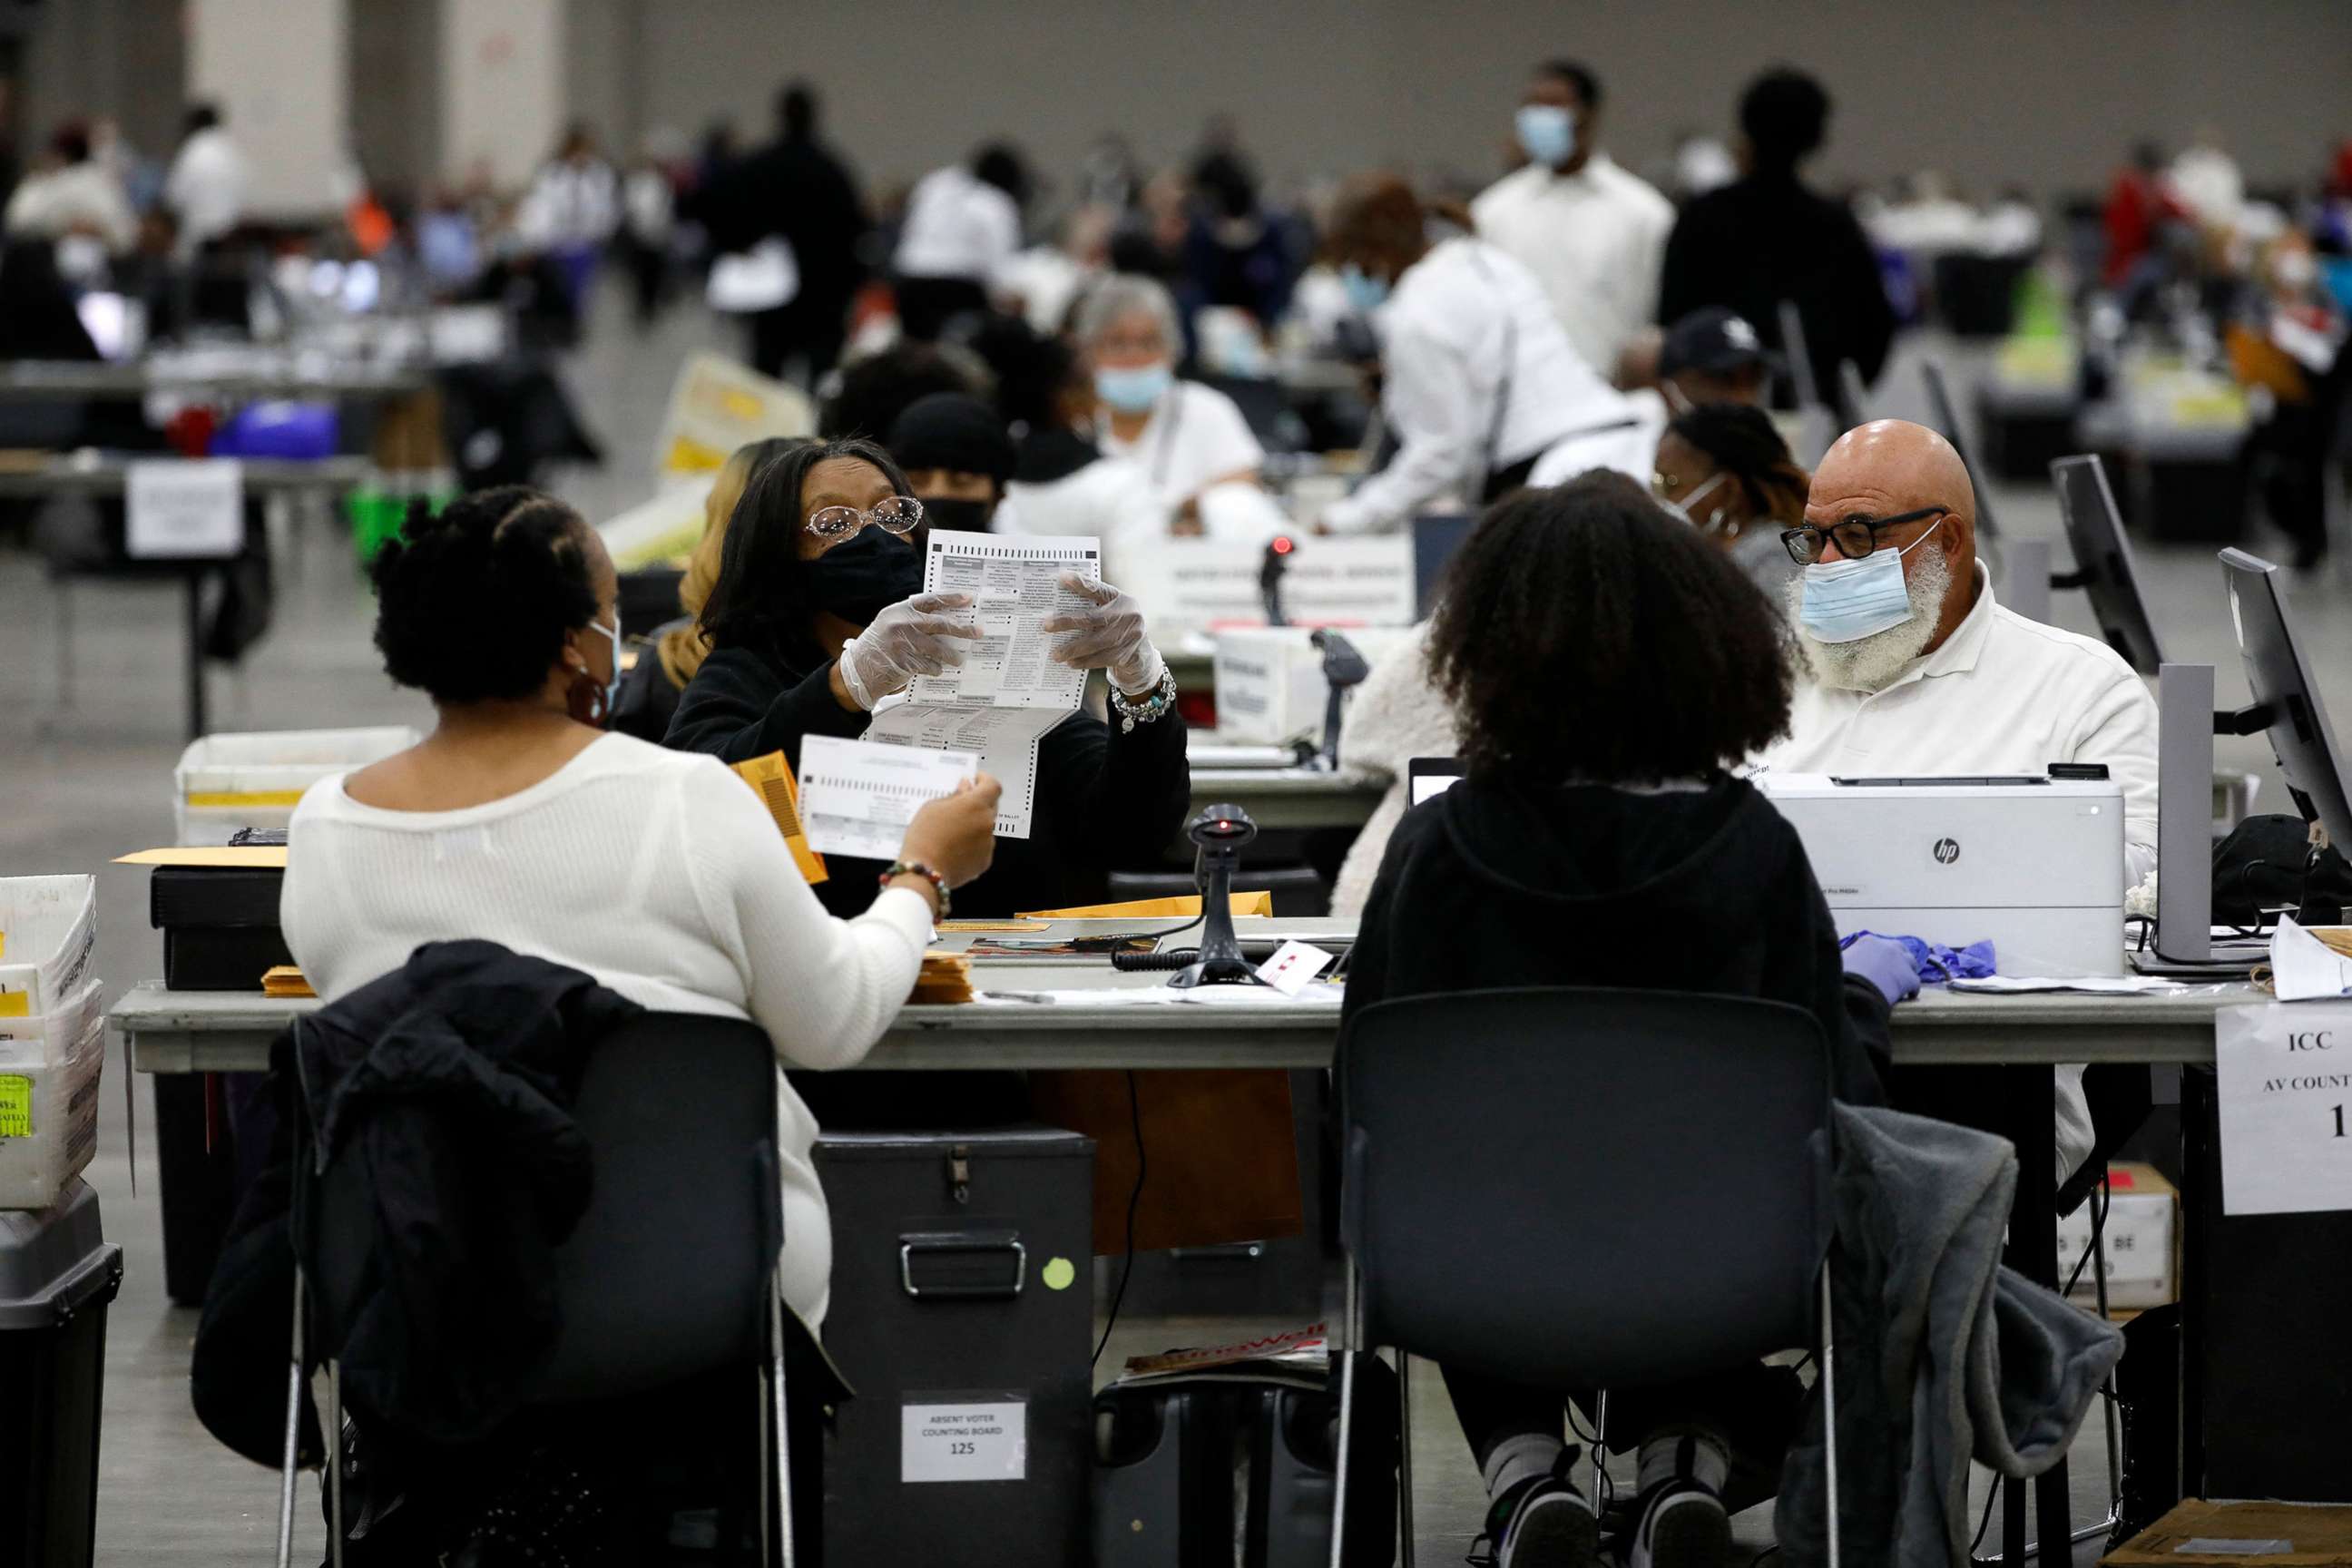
[277,1012,805,1567]
[1330,988,1845,1568]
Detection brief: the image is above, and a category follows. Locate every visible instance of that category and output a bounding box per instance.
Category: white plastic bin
[0,984,103,1210]
[0,877,95,1024]
[174,727,418,846]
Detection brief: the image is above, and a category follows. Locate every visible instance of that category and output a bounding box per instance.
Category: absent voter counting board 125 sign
[127,458,244,560]
[2214,1002,2352,1216]
[900,1396,1027,1484]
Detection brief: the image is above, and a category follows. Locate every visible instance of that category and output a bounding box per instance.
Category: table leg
[2177,1067,2212,1496]
[2003,1063,2073,1565]
[184,567,208,740]
[154,1073,234,1305]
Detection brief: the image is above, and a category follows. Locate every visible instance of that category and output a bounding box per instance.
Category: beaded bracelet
[1111,666,1179,733]
[879,860,949,919]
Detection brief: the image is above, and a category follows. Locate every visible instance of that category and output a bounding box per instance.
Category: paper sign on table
[2269,916,2352,1002]
[797,735,978,861]
[1256,939,1336,995]
[900,1397,1026,1484]
[127,459,243,560]
[2213,1001,2352,1215]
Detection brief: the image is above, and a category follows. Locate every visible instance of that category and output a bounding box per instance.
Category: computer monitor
[2221,548,2352,856]
[1412,512,1473,618]
[1920,358,2001,539]
[1407,757,1463,807]
[2051,454,2166,674]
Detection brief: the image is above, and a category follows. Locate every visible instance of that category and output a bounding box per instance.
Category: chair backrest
[1338,987,1832,1392]
[532,1009,784,1403]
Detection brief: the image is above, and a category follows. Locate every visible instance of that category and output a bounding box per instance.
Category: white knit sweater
[1329,624,1458,917]
[279,732,934,1326]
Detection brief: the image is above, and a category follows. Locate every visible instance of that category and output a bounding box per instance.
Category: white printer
[1757,772,2126,978]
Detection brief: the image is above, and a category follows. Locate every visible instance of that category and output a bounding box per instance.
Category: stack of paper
[1116,1324,1331,1390]
[910,951,974,1005]
[864,531,1102,840]
[260,966,315,999]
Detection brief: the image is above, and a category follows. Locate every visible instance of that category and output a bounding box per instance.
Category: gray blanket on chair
[1774,1103,2124,1567]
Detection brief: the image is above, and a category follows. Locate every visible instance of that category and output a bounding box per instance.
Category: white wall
[186,0,349,218]
[440,0,564,187]
[589,0,2352,203]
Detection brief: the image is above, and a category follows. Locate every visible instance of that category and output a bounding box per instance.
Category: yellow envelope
[728,752,828,885]
[1019,892,1275,920]
[115,846,289,868]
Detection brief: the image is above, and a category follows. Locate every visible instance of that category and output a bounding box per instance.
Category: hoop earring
[565,662,608,727]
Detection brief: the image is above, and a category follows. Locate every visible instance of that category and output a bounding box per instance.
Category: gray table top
[0,455,374,496]
[112,950,2256,1075]
[0,361,429,401]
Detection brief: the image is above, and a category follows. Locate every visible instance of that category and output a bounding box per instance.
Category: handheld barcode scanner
[1259,536,1294,627]
[1168,804,1264,989]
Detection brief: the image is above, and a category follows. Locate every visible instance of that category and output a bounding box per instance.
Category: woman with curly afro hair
[1337,470,1917,1568]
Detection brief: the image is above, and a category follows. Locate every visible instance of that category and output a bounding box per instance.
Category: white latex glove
[1043,574,1163,694]
[837,592,981,710]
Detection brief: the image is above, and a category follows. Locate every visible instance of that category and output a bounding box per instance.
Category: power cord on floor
[1090,1070,1146,1369]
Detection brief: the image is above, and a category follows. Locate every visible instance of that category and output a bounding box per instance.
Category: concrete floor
[4,288,2344,1563]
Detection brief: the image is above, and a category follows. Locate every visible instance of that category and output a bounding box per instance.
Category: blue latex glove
[1841,933,1923,1004]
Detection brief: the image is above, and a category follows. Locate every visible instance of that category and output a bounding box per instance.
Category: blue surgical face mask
[1094,362,1172,416]
[1798,517,1944,644]
[1515,103,1578,169]
[593,614,622,715]
[1338,263,1390,316]
[1661,472,1730,531]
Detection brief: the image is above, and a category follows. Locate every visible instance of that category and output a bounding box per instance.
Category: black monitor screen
[2222,547,2352,855]
[2053,454,2166,674]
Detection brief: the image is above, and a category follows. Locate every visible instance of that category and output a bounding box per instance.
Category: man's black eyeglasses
[1780,505,1951,565]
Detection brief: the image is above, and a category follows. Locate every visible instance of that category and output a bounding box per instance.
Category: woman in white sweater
[281,485,998,1326]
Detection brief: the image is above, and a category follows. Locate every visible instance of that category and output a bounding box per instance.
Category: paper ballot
[865,532,1101,839]
[2269,917,2352,1002]
[910,533,1101,710]
[798,735,979,860]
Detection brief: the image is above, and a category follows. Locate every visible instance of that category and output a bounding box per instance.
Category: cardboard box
[2104,1499,2352,1564]
[2057,1161,2179,1312]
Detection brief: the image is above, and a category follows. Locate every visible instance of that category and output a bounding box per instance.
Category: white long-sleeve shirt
[1321,238,1634,535]
[1470,152,1675,377]
[5,162,137,252]
[893,165,1020,284]
[280,732,933,1327]
[163,128,245,250]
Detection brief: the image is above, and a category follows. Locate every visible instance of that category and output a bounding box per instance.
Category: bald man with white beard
[1760,420,2161,1178]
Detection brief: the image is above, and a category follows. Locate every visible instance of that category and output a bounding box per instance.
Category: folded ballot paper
[2269,916,2352,1002]
[862,531,1102,839]
[796,734,979,860]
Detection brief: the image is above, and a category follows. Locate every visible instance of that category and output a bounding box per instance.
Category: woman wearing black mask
[668,436,1192,918]
[887,391,1016,534]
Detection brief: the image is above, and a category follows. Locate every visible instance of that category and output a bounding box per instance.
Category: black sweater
[665,641,1192,918]
[1339,774,1889,1105]
[1658,172,1896,395]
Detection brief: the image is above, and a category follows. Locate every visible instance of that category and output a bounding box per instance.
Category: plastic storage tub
[174,727,417,846]
[0,876,96,1023]
[0,984,104,1210]
[0,1180,123,1568]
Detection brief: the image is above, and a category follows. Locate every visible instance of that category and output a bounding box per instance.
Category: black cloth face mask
[806,528,924,625]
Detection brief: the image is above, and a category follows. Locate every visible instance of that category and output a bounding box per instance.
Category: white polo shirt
[1761,564,2160,884]
[1471,152,1675,377]
[1762,563,2155,1181]
[893,165,1021,284]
